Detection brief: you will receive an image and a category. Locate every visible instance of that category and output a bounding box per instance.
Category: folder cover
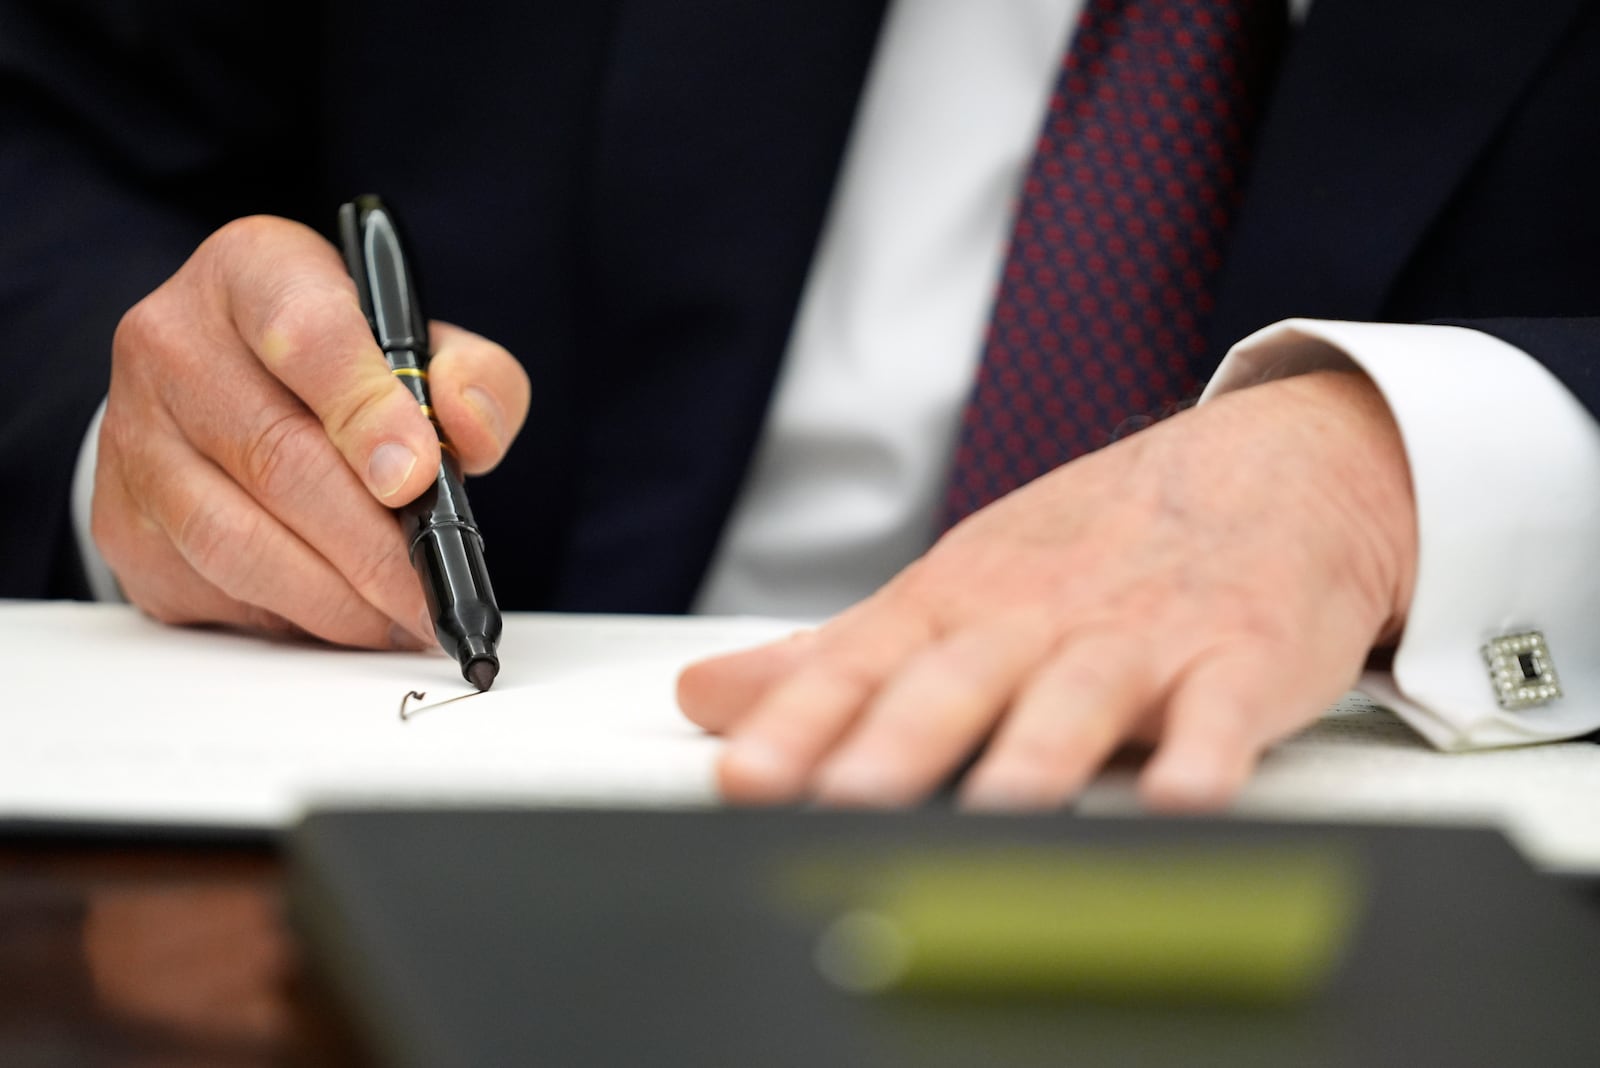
[289,809,1600,1067]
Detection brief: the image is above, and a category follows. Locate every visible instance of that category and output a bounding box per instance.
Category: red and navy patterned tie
[943,0,1286,525]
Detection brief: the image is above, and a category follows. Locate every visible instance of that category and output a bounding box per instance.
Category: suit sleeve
[0,2,316,596]
[1204,318,1600,750]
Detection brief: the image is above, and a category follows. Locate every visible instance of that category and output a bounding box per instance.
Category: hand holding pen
[90,213,528,656]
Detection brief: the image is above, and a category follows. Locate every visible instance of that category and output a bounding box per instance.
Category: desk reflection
[0,842,360,1067]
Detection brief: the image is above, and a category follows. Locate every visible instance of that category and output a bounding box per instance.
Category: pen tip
[465,657,498,693]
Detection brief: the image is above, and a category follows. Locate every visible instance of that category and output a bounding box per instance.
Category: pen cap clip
[338,194,430,357]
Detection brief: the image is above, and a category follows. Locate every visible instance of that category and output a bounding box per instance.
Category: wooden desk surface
[0,838,366,1068]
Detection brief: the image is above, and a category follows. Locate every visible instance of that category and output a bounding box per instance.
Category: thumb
[426,321,531,475]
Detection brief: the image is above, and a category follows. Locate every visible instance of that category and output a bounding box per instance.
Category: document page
[3,601,1597,873]
[2,601,792,828]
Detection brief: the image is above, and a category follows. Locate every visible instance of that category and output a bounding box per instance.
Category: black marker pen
[338,195,502,691]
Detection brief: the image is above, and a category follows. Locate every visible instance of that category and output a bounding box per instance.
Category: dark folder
[289,809,1600,1067]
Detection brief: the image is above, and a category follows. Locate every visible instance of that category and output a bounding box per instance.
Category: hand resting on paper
[92,216,530,648]
[678,370,1418,811]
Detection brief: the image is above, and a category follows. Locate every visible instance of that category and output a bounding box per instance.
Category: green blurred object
[290,810,1600,1067]
[807,845,1363,1004]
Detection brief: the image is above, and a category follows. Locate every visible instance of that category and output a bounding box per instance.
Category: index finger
[207,216,442,506]
[714,597,936,803]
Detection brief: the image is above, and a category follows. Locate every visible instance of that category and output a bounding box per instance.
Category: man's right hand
[93,216,530,648]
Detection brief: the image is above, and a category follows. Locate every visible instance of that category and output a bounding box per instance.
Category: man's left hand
[678,370,1416,810]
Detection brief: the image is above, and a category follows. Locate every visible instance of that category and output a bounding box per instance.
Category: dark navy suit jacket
[2,1,1598,608]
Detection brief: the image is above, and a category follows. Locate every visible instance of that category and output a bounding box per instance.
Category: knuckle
[240,408,330,503]
[208,214,306,258]
[323,378,401,446]
[880,554,981,624]
[174,495,265,596]
[111,292,183,373]
[111,297,154,356]
[211,214,274,247]
[255,280,354,370]
[254,295,397,448]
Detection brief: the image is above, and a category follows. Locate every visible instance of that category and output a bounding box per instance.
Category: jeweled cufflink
[1482,630,1562,710]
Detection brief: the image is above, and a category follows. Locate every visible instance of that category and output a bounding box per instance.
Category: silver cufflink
[1482,630,1562,710]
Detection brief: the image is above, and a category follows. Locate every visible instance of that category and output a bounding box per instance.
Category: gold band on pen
[417,404,453,451]
[392,372,445,444]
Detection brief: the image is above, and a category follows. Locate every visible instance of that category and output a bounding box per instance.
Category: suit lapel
[559,1,889,610]
[1210,0,1590,350]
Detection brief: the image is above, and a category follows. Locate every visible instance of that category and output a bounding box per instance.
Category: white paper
[0,601,794,828]
[3,602,1597,874]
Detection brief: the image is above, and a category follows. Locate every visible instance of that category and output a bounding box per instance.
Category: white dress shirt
[76,0,1600,749]
[694,0,1600,749]
[1208,322,1600,749]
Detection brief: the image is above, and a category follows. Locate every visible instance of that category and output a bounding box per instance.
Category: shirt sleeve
[1201,319,1600,750]
[71,399,125,603]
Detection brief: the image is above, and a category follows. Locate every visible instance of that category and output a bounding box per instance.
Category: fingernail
[462,385,505,448]
[368,441,417,499]
[416,609,437,647]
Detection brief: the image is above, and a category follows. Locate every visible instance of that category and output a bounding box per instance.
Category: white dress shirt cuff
[1202,319,1600,750]
[71,398,124,603]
